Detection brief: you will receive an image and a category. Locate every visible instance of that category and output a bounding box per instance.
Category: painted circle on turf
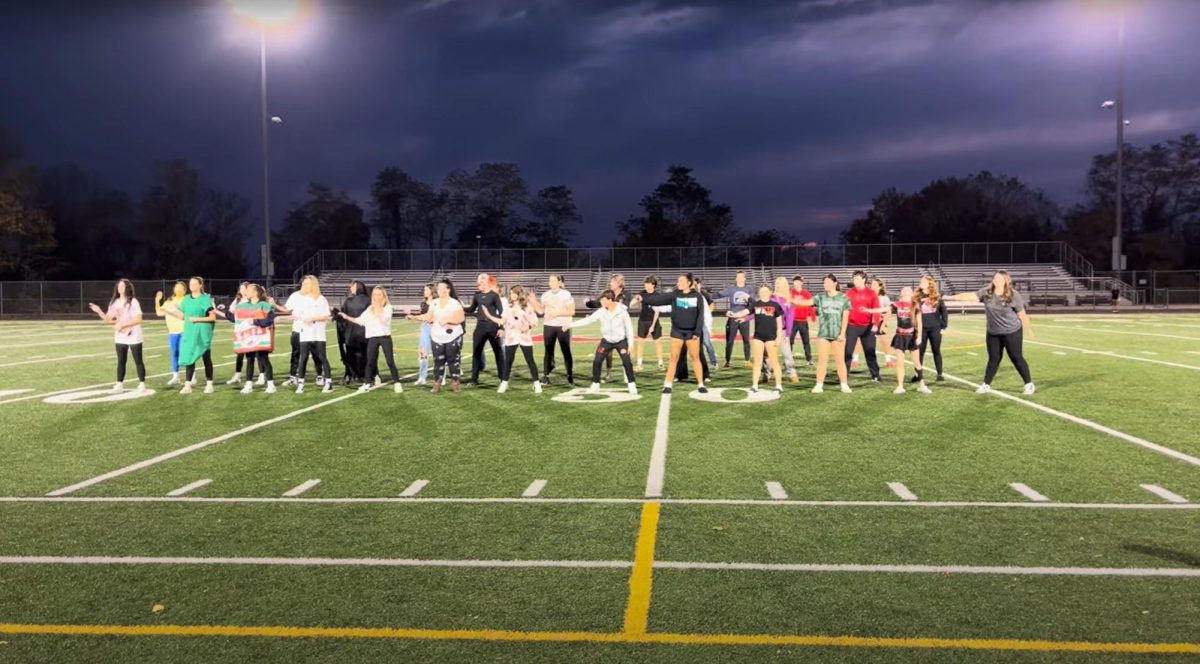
[44,388,156,405]
[552,388,642,404]
[688,387,780,404]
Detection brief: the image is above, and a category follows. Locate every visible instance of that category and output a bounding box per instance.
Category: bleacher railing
[293,241,1085,282]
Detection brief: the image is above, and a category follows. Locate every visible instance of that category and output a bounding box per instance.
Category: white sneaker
[917,385,933,395]
[167,374,180,386]
[226,375,241,385]
[976,384,992,395]
[893,386,906,395]
[322,382,334,393]
[657,361,664,369]
[283,377,297,387]
[587,383,601,394]
[773,386,783,394]
[533,382,542,394]
[375,376,383,387]
[1023,383,1036,395]
[136,382,147,394]
[240,383,254,394]
[840,383,852,393]
[394,383,403,394]
[110,382,124,394]
[203,382,214,394]
[180,384,193,395]
[295,382,305,394]
[316,376,325,387]
[497,381,509,394]
[255,374,266,386]
[414,379,426,387]
[357,384,372,394]
[265,382,277,394]
[627,383,638,395]
[811,384,824,394]
[750,386,760,393]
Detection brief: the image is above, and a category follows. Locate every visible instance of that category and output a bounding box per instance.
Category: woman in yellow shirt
[155,281,186,386]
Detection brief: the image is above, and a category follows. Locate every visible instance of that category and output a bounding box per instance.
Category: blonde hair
[370,286,391,317]
[773,276,790,296]
[611,274,625,289]
[987,270,1015,304]
[301,275,321,297]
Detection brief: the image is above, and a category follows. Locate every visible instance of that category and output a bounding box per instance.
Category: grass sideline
[0,313,1198,662]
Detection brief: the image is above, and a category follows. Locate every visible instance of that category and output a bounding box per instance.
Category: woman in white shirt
[528,274,574,386]
[483,285,542,394]
[88,278,147,394]
[292,275,333,394]
[340,286,402,394]
[428,279,466,393]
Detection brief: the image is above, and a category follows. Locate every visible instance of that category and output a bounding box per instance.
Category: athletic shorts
[637,318,662,339]
[753,333,777,343]
[891,333,917,351]
[670,328,699,341]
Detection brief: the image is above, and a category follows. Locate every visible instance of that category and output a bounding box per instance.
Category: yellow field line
[1,623,1197,654]
[622,501,661,636]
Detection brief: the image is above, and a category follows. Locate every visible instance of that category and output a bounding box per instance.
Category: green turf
[0,313,1198,662]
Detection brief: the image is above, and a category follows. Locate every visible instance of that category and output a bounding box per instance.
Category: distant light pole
[476,235,483,268]
[1100,3,1127,272]
[888,228,895,264]
[228,0,310,286]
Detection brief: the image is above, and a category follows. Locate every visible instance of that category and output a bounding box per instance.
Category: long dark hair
[438,278,458,299]
[110,279,135,306]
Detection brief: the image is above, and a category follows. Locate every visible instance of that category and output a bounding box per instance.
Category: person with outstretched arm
[633,273,707,395]
[565,289,638,395]
[463,273,508,386]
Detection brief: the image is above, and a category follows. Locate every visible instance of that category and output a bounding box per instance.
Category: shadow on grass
[1123,543,1200,568]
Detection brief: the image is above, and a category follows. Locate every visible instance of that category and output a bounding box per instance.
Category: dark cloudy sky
[3,0,1199,245]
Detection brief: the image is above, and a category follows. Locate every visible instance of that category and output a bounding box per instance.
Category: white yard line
[765,481,789,501]
[888,482,918,501]
[1029,340,1200,371]
[1035,324,1200,341]
[1140,484,1189,504]
[644,392,672,498]
[0,346,168,367]
[283,480,321,497]
[399,480,429,498]
[522,480,548,498]
[44,390,362,496]
[0,555,631,570]
[1009,483,1050,502]
[165,479,212,497]
[943,372,1200,469]
[653,561,1200,578]
[3,495,1199,510]
[0,360,236,406]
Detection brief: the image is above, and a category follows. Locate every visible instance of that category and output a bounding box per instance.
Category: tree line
[1,125,1196,281]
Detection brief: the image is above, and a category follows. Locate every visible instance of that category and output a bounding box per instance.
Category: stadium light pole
[228,0,310,287]
[1102,3,1127,273]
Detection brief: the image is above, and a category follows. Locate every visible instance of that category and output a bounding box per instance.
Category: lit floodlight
[228,0,308,27]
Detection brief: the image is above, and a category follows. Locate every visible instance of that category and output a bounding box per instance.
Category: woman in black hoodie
[337,280,371,384]
[634,273,708,395]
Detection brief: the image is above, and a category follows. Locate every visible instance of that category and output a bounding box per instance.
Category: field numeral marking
[888,482,918,501]
[1009,483,1050,502]
[166,479,212,497]
[765,482,788,501]
[1141,484,1189,504]
[522,480,547,498]
[283,480,321,497]
[399,480,429,498]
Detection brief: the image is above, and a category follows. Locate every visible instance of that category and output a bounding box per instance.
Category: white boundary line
[0,360,236,406]
[45,391,364,496]
[1009,483,1050,503]
[942,372,1200,468]
[888,482,918,501]
[653,561,1200,578]
[522,480,547,498]
[166,479,212,497]
[399,480,429,498]
[0,555,1195,578]
[8,496,1198,510]
[644,392,671,498]
[765,481,788,501]
[1035,324,1200,341]
[1029,340,1200,371]
[0,344,170,369]
[283,479,322,497]
[1140,484,1189,504]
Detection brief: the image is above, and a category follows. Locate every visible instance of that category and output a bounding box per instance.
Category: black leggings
[844,324,881,379]
[184,350,213,383]
[241,351,272,382]
[471,323,506,382]
[789,320,813,362]
[542,326,574,378]
[918,326,944,378]
[724,317,751,362]
[433,335,464,382]
[593,339,635,383]
[115,343,146,382]
[502,345,540,382]
[365,336,400,383]
[297,341,331,381]
[984,329,1032,385]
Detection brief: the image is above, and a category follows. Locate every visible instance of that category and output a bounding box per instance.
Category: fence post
[80,282,84,315]
[0,282,4,317]
[40,282,44,317]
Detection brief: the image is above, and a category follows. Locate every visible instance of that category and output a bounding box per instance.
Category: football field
[0,313,1198,663]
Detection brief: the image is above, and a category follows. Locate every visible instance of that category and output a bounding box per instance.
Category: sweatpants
[115,343,146,382]
[789,320,812,363]
[365,336,400,384]
[724,317,751,362]
[592,339,635,384]
[844,324,881,379]
[984,329,1032,385]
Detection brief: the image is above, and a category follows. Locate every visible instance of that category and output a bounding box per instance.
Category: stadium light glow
[228,0,312,29]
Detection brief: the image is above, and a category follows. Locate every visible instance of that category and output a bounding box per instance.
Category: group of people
[88,268,1036,398]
